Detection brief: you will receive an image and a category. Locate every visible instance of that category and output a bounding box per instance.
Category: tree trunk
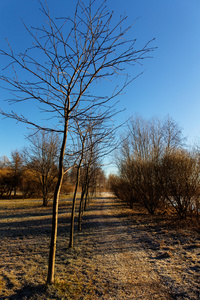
[69,165,81,248]
[42,183,48,206]
[69,134,85,248]
[43,195,48,207]
[83,164,90,211]
[78,188,85,231]
[47,120,68,284]
[84,185,89,211]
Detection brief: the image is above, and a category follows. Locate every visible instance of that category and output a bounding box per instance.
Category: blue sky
[0,0,200,166]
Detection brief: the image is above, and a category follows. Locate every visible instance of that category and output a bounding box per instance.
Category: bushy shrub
[161,149,200,218]
[110,116,200,218]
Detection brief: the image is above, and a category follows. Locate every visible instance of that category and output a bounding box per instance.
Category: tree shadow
[5,284,48,300]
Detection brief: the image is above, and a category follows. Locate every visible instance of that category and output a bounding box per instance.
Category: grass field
[0,195,200,299]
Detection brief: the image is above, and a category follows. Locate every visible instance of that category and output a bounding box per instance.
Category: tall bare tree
[0,0,154,283]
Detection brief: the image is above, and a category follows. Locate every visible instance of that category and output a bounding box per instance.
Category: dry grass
[0,194,200,299]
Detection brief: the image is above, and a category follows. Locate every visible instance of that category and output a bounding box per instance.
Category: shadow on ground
[4,284,49,300]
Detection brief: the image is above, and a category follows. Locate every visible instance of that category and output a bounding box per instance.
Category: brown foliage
[111,116,200,218]
[161,149,200,218]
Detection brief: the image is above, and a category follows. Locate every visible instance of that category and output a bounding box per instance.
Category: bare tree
[0,0,154,283]
[77,115,120,229]
[162,116,184,152]
[70,117,115,245]
[25,131,59,206]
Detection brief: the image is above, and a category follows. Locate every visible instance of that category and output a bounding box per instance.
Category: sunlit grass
[0,194,199,299]
[0,194,74,209]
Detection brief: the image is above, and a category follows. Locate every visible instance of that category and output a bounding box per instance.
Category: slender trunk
[78,188,85,231]
[43,195,48,207]
[42,176,48,206]
[47,120,68,285]
[83,164,90,211]
[78,204,82,231]
[84,185,89,211]
[69,166,81,248]
[69,135,85,247]
[8,188,12,197]
[43,183,48,206]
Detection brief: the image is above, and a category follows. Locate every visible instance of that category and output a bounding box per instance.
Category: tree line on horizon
[0,130,106,205]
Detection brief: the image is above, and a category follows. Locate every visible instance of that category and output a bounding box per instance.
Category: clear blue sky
[0,0,200,163]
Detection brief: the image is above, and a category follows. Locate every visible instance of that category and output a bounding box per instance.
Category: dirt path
[69,195,200,299]
[72,195,172,299]
[1,195,200,299]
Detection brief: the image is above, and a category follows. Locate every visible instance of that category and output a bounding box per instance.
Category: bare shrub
[114,116,184,215]
[161,149,200,219]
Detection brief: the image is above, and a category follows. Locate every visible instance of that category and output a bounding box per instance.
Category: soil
[0,194,200,299]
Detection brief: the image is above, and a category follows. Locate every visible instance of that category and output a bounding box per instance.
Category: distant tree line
[0,130,106,207]
[109,116,200,219]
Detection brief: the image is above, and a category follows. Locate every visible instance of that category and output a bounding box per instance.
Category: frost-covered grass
[0,196,200,299]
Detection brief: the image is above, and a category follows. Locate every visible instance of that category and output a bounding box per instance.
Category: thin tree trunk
[69,166,81,248]
[84,186,89,211]
[69,132,86,247]
[47,120,68,284]
[43,185,48,206]
[43,194,48,207]
[78,188,86,231]
[83,164,90,211]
